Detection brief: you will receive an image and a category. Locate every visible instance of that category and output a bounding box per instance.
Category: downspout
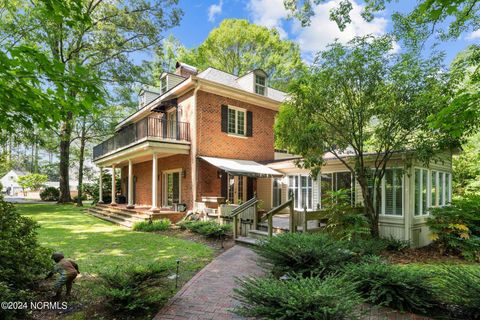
[191,80,200,205]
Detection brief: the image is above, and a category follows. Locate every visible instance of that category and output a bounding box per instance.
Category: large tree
[2,0,182,202]
[155,19,305,90]
[275,36,452,237]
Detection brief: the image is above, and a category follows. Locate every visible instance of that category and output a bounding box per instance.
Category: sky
[147,0,479,67]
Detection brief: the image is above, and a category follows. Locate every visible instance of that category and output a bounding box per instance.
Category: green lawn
[17,203,213,276]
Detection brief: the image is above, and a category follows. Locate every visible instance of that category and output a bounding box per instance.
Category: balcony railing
[93,117,190,160]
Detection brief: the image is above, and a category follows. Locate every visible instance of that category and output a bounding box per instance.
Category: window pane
[238,177,244,202]
[301,176,307,209]
[320,173,332,207]
[255,75,265,85]
[228,108,236,134]
[255,85,265,95]
[308,177,313,209]
[414,169,421,216]
[439,172,445,206]
[228,175,234,203]
[445,173,451,203]
[294,176,299,208]
[237,111,245,135]
[172,172,180,203]
[422,169,428,215]
[431,171,437,207]
[394,170,403,215]
[273,178,281,207]
[385,169,394,215]
[335,172,352,205]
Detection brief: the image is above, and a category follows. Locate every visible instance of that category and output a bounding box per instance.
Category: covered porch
[94,140,191,215]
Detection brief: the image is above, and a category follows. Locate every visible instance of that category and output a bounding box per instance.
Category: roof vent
[175,61,198,77]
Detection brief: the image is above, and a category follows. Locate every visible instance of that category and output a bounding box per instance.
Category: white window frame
[381,168,404,217]
[162,168,182,208]
[161,77,167,93]
[227,105,246,136]
[288,174,313,211]
[254,74,266,96]
[413,167,429,216]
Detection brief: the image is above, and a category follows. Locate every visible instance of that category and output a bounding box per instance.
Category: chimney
[175,61,198,78]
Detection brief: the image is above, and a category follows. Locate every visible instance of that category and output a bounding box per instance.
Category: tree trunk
[76,118,87,207]
[356,174,380,238]
[58,112,73,203]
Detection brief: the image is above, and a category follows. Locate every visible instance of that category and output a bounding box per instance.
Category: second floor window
[255,74,266,95]
[228,107,246,135]
[161,77,167,93]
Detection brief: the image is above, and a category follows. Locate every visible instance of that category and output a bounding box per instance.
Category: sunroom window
[288,174,312,210]
[384,169,403,216]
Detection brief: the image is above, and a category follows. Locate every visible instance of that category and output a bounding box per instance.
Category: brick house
[92,62,284,218]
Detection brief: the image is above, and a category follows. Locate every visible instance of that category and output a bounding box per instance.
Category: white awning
[199,156,283,178]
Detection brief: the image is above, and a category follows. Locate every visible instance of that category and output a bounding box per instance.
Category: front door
[167,110,177,139]
[163,171,180,207]
[227,175,247,204]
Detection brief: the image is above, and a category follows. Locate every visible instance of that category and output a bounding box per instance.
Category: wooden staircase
[230,196,325,245]
[86,204,152,228]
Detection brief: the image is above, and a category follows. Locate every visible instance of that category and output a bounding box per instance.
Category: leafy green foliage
[233,274,363,320]
[427,195,480,261]
[275,35,450,237]
[17,173,48,192]
[344,260,437,315]
[453,132,480,196]
[434,266,480,319]
[178,220,232,238]
[133,219,171,232]
[0,196,52,319]
[0,281,36,320]
[97,263,172,316]
[157,19,305,90]
[39,187,60,201]
[83,171,118,204]
[318,189,370,240]
[380,236,411,252]
[254,232,372,277]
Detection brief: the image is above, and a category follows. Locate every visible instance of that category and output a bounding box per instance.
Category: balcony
[93,117,190,160]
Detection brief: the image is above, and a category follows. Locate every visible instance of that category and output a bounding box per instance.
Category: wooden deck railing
[93,117,190,159]
[230,197,259,238]
[260,197,295,237]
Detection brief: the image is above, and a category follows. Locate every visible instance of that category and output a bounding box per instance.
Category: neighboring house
[92,61,453,247]
[1,170,28,196]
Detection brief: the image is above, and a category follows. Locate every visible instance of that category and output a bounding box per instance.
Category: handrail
[259,198,293,223]
[229,196,258,218]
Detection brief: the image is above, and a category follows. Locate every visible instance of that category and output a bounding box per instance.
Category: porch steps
[235,236,260,246]
[86,205,151,228]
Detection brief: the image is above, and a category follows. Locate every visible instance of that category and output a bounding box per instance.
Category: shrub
[72,194,87,202]
[39,186,59,201]
[83,171,119,204]
[427,195,480,260]
[17,173,48,193]
[433,266,480,319]
[0,196,52,319]
[347,238,387,256]
[178,220,232,238]
[133,219,171,232]
[344,260,437,315]
[97,263,172,316]
[381,236,411,252]
[255,232,363,277]
[0,282,35,320]
[318,189,370,240]
[233,274,363,320]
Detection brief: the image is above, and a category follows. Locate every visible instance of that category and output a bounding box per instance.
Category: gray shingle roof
[197,67,286,102]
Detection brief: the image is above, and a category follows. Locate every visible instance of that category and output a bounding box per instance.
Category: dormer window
[161,77,167,93]
[255,74,266,95]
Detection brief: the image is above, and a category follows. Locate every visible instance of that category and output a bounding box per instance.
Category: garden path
[154,245,262,320]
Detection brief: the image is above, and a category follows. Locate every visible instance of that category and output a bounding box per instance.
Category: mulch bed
[381,244,469,265]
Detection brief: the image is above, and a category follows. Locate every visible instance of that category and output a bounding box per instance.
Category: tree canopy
[155,19,305,90]
[275,36,452,236]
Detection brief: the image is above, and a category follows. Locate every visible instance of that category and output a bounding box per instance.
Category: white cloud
[208,0,223,22]
[248,0,289,38]
[293,0,388,55]
[247,0,390,58]
[466,29,480,40]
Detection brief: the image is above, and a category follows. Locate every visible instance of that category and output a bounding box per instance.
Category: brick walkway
[154,245,263,320]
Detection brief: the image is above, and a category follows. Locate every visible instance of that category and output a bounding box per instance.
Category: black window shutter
[246,111,253,137]
[221,105,228,133]
[220,171,228,198]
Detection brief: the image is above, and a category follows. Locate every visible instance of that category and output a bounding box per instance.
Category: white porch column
[126,160,134,209]
[111,164,117,206]
[98,167,104,204]
[150,153,159,212]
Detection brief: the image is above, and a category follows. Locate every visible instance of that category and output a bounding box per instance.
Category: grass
[17,203,213,279]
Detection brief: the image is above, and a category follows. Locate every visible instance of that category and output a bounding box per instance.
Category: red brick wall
[196,91,276,161]
[120,154,192,208]
[197,160,222,199]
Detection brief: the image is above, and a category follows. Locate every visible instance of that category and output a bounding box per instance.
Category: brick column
[150,153,159,212]
[126,160,134,209]
[111,164,117,206]
[98,167,104,204]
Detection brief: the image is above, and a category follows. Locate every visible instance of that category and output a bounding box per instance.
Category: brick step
[96,204,151,219]
[88,207,137,223]
[235,236,260,246]
[87,207,151,228]
[87,210,134,228]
